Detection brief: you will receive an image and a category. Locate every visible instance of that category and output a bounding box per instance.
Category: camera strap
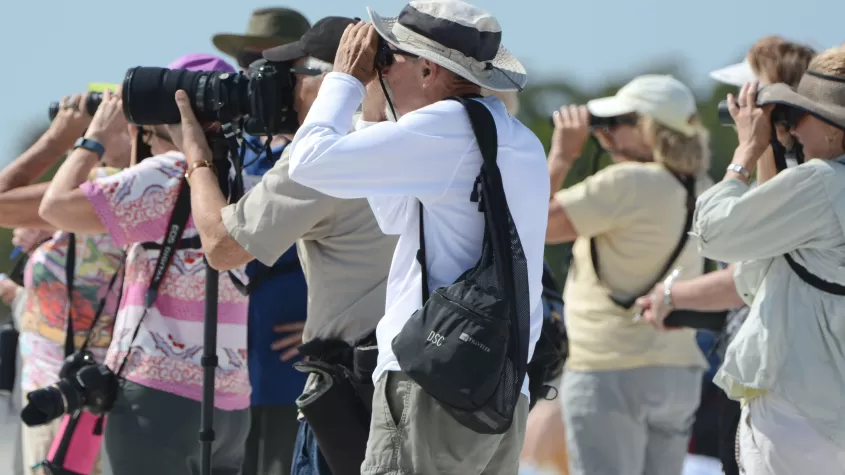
[589,169,696,309]
[769,124,845,295]
[63,234,127,358]
[115,178,192,377]
[64,233,76,358]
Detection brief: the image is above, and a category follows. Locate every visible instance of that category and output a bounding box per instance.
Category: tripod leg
[200,265,219,475]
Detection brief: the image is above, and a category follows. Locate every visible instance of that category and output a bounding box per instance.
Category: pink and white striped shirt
[81,151,250,410]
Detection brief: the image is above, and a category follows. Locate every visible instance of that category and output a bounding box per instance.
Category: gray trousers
[362,371,528,475]
[104,381,250,475]
[241,404,300,475]
[561,366,703,475]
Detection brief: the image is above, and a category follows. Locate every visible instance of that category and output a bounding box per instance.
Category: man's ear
[422,59,437,79]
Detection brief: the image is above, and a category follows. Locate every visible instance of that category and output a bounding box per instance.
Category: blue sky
[0,0,842,164]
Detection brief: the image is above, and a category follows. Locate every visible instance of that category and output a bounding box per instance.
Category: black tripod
[199,132,241,475]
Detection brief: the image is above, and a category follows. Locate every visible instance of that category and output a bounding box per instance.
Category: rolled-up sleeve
[221,150,335,266]
[691,164,832,263]
[733,258,774,306]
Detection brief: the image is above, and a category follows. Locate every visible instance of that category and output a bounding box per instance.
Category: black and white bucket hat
[367,0,527,92]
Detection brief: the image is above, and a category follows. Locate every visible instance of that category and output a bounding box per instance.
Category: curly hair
[807,46,845,77]
[747,36,816,87]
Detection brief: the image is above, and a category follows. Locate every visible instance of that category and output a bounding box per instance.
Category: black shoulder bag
[590,171,728,332]
[526,261,567,409]
[392,96,531,435]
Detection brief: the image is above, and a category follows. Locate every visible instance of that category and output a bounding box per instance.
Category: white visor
[709,59,757,87]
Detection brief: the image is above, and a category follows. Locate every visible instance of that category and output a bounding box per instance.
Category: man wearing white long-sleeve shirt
[286,2,549,474]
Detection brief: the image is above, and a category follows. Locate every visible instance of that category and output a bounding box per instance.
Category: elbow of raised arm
[202,234,247,271]
[38,194,61,228]
[545,202,578,244]
[203,238,230,271]
[692,234,744,264]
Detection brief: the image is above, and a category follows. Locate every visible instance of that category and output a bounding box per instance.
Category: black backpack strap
[417,201,430,303]
[63,233,77,358]
[417,94,493,305]
[591,170,697,309]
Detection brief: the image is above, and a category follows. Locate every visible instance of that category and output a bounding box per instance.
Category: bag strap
[590,170,696,309]
[115,178,192,377]
[416,93,491,304]
[63,236,128,357]
[417,201,430,303]
[79,251,127,353]
[770,129,845,294]
[63,234,77,358]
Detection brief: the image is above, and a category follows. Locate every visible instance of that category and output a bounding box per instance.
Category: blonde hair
[808,46,845,77]
[639,115,710,177]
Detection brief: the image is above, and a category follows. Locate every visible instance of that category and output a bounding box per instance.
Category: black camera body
[21,350,119,427]
[549,113,638,130]
[122,60,298,136]
[48,92,103,121]
[375,37,394,70]
[717,99,803,128]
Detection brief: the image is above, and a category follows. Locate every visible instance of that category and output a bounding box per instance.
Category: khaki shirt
[555,162,708,372]
[222,147,397,343]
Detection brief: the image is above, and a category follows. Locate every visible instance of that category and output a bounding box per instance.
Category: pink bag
[43,410,105,475]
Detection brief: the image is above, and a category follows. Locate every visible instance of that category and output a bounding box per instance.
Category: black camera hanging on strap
[42,181,190,475]
[589,170,728,332]
[392,95,531,435]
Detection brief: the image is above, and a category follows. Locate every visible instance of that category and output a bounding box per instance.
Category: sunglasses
[375,38,418,68]
[772,105,806,130]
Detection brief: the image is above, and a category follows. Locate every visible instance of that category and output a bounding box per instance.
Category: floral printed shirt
[80,152,250,410]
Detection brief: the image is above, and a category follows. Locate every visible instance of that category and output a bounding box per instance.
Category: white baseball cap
[709,58,758,87]
[587,74,698,136]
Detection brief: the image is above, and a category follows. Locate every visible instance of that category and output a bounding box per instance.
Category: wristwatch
[726,163,751,183]
[73,137,105,159]
[663,267,682,308]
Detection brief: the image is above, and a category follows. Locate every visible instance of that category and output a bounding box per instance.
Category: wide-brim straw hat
[758,70,845,130]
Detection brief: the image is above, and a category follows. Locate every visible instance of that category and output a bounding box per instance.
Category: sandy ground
[0,408,20,474]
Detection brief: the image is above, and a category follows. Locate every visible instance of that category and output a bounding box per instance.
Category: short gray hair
[303,57,333,73]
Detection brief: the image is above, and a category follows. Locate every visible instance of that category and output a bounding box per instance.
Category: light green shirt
[693,156,845,446]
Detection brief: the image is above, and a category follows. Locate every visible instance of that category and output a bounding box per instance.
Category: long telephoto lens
[48,92,104,121]
[122,67,249,126]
